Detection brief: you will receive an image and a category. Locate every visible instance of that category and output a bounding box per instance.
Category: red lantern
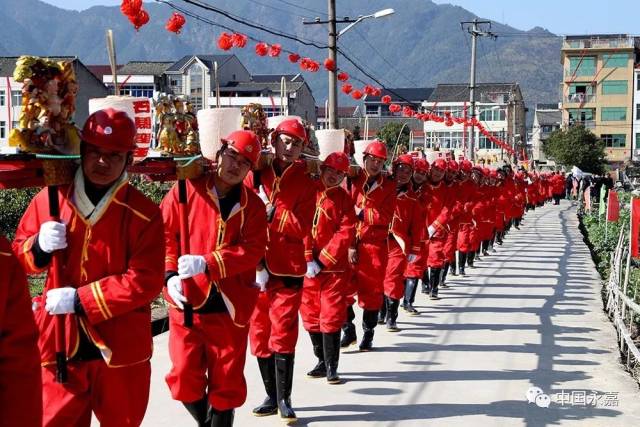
[129,9,149,31]
[217,32,233,51]
[269,44,282,57]
[389,104,401,113]
[372,87,382,97]
[337,72,349,81]
[300,58,319,72]
[341,83,353,94]
[231,33,248,48]
[351,90,363,100]
[121,0,142,17]
[324,58,336,71]
[402,106,414,117]
[288,53,300,63]
[381,95,392,104]
[165,12,186,34]
[363,85,376,96]
[255,42,269,56]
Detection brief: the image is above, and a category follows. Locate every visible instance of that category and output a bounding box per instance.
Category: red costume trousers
[427,233,447,268]
[301,272,348,333]
[165,309,249,410]
[346,240,388,310]
[457,224,474,252]
[405,241,428,278]
[444,229,458,263]
[249,276,302,357]
[383,238,406,301]
[41,359,150,427]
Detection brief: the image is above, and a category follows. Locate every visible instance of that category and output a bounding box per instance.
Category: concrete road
[128,201,640,426]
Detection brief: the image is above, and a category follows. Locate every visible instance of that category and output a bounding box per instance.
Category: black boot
[430,268,441,300]
[482,240,489,256]
[340,305,357,348]
[515,218,521,229]
[274,353,297,423]
[468,251,475,268]
[497,232,503,245]
[386,298,400,332]
[359,310,378,351]
[421,270,430,294]
[323,332,342,384]
[209,408,234,427]
[306,332,326,378]
[252,355,277,416]
[183,395,209,426]
[377,296,388,325]
[459,252,467,276]
[440,263,449,288]
[450,256,458,276]
[402,278,419,315]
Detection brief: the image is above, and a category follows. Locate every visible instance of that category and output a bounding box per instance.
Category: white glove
[259,185,275,219]
[355,206,363,216]
[407,254,417,263]
[255,268,269,292]
[178,255,207,279]
[38,221,67,253]
[305,261,322,278]
[45,287,76,315]
[167,276,187,309]
[427,225,436,238]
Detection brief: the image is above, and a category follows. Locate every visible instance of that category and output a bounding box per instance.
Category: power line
[272,0,327,17]
[244,0,311,20]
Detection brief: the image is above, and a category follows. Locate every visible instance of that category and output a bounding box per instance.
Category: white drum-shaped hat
[267,115,302,130]
[315,129,345,161]
[353,139,370,168]
[197,108,243,161]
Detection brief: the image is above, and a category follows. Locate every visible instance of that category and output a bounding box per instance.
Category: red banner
[607,190,619,222]
[632,198,640,258]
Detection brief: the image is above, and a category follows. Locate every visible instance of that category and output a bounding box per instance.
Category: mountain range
[0,0,562,115]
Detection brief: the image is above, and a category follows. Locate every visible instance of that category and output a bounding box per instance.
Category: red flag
[607,190,619,222]
[632,198,640,258]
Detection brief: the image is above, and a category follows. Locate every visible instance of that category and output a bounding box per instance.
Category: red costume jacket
[161,175,268,326]
[350,171,396,244]
[390,186,424,256]
[14,180,164,367]
[245,160,315,277]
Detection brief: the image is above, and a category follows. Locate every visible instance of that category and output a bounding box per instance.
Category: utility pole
[460,19,495,162]
[327,0,338,129]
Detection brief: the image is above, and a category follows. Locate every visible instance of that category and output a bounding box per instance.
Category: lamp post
[304,4,395,130]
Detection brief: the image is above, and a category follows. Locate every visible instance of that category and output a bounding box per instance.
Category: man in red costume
[13,108,165,427]
[246,118,315,423]
[440,160,463,287]
[301,151,356,384]
[379,154,422,331]
[455,159,476,276]
[161,130,267,427]
[341,139,396,351]
[403,158,429,314]
[0,235,41,427]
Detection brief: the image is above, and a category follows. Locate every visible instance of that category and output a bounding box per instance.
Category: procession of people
[1,107,562,427]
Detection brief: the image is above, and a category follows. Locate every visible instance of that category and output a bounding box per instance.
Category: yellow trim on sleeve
[91,281,113,320]
[212,250,226,279]
[320,248,337,265]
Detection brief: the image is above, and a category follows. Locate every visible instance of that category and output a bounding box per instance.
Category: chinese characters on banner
[631,198,640,258]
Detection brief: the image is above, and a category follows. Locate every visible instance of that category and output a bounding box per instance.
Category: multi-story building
[634,65,640,158]
[531,103,562,166]
[423,83,526,163]
[102,54,317,125]
[560,34,640,164]
[0,56,109,147]
[339,88,433,146]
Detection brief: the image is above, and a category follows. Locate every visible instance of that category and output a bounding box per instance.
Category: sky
[43,0,639,35]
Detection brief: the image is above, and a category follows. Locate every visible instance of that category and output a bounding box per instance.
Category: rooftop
[116,61,174,76]
[428,83,520,103]
[366,88,434,104]
[166,55,234,72]
[536,110,562,126]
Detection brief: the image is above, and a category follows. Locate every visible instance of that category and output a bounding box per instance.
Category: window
[169,76,183,95]
[601,107,626,121]
[433,106,465,118]
[188,63,204,111]
[636,104,640,120]
[11,90,21,106]
[120,84,154,98]
[0,121,5,139]
[0,90,4,106]
[365,105,380,116]
[569,56,596,76]
[601,80,628,95]
[601,134,626,148]
[478,131,501,149]
[602,53,629,68]
[11,121,18,130]
[636,133,640,149]
[426,131,464,149]
[478,107,506,121]
[568,108,594,122]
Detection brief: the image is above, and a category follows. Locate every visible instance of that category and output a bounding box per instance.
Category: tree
[543,125,607,174]
[376,122,411,158]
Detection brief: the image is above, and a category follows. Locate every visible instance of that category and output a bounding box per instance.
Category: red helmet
[363,139,387,160]
[482,167,491,177]
[447,160,459,172]
[81,108,137,152]
[432,158,447,171]
[322,151,349,173]
[223,130,261,166]
[414,158,430,173]
[460,159,473,172]
[273,118,307,145]
[489,169,498,179]
[393,154,414,169]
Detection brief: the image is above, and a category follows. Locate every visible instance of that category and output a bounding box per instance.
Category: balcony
[565,93,596,104]
[563,36,638,50]
[569,120,596,129]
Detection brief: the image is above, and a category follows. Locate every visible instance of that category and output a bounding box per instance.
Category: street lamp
[304,4,395,130]
[338,8,395,38]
